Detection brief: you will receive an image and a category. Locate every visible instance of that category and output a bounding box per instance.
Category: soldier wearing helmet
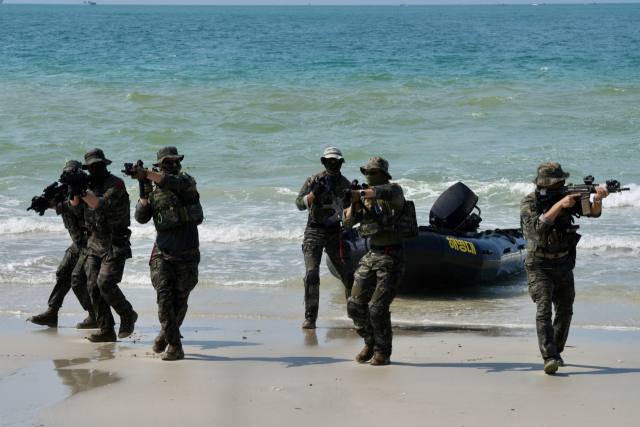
[521,162,609,375]
[294,147,354,329]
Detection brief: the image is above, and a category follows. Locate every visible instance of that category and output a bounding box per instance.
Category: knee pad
[305,270,320,286]
[369,303,389,324]
[347,298,359,319]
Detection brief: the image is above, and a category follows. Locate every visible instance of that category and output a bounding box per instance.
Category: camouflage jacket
[295,171,351,227]
[55,198,90,247]
[520,192,599,254]
[135,171,201,227]
[84,172,131,257]
[343,182,405,246]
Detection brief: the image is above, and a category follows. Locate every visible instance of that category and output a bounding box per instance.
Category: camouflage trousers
[150,246,199,346]
[302,226,354,320]
[85,253,134,331]
[48,244,93,313]
[347,247,405,356]
[525,253,576,359]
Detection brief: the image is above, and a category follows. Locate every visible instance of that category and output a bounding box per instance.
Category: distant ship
[83,1,96,5]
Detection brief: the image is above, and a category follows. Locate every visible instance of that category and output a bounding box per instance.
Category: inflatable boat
[327,182,527,294]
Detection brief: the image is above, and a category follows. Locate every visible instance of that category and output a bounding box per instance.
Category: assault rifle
[59,168,93,197]
[316,175,361,249]
[27,182,69,216]
[122,160,149,198]
[535,175,629,217]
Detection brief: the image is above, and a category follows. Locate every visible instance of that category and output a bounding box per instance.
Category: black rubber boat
[327,182,527,294]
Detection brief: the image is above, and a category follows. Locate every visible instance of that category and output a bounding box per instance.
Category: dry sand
[0,315,639,427]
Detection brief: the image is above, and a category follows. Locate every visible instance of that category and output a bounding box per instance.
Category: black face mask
[87,163,108,182]
[161,162,182,175]
[323,159,342,176]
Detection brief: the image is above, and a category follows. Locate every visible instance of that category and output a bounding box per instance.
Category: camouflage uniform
[135,147,202,348]
[521,162,599,360]
[344,157,406,357]
[46,160,93,313]
[295,148,354,322]
[82,149,135,332]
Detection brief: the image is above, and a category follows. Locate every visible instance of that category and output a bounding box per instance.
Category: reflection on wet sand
[53,343,121,396]
[0,343,121,425]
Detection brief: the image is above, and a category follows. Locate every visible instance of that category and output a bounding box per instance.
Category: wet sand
[0,315,639,427]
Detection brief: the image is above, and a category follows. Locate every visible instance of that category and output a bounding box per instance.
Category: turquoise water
[1,4,639,329]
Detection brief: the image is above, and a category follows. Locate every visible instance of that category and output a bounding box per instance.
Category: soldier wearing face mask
[71,148,137,343]
[294,147,354,329]
[132,147,202,361]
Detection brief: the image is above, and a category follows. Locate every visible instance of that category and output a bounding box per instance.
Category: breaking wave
[0,218,64,236]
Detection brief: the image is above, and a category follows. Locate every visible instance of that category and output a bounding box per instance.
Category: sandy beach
[0,315,638,427]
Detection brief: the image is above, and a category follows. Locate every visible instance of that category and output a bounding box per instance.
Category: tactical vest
[84,174,131,235]
[521,192,580,253]
[149,173,203,232]
[358,184,418,241]
[308,172,349,226]
[62,205,90,246]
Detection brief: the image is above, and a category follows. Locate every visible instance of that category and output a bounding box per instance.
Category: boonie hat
[533,162,570,186]
[360,156,392,179]
[320,147,345,163]
[153,146,184,166]
[82,148,112,170]
[63,160,83,172]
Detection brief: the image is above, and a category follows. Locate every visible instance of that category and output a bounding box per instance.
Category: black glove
[69,184,84,198]
[312,181,325,196]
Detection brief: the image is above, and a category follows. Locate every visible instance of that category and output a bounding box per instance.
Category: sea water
[1,4,639,330]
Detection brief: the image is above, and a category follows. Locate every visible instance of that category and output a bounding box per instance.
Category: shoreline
[1,315,639,426]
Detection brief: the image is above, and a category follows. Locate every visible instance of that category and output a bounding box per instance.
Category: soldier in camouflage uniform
[521,162,609,375]
[295,147,354,329]
[71,148,137,343]
[343,157,407,366]
[27,160,97,329]
[132,147,202,361]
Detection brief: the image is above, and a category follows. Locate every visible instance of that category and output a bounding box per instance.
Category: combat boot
[557,355,565,367]
[370,353,391,366]
[355,345,374,363]
[543,357,559,375]
[27,307,59,327]
[301,318,316,329]
[76,311,98,329]
[153,331,168,354]
[162,343,184,361]
[118,310,138,339]
[87,329,117,342]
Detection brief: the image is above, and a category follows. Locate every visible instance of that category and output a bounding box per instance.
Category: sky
[3,1,639,5]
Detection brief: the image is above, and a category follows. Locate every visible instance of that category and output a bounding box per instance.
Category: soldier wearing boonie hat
[342,156,409,366]
[72,148,137,343]
[27,160,97,330]
[132,146,202,361]
[294,147,355,330]
[521,162,610,375]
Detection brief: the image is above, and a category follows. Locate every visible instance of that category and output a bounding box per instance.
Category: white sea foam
[0,218,64,236]
[275,187,297,196]
[198,224,303,243]
[578,235,640,250]
[2,256,47,273]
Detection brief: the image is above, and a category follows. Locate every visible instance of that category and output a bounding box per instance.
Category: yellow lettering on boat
[446,237,476,255]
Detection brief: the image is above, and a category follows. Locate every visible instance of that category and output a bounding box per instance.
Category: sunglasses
[364,170,380,176]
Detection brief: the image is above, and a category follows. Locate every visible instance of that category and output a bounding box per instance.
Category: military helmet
[153,146,184,166]
[533,162,570,186]
[63,160,83,172]
[82,148,112,170]
[360,156,391,179]
[320,147,345,163]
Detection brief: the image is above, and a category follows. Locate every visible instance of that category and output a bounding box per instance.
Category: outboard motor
[429,182,482,232]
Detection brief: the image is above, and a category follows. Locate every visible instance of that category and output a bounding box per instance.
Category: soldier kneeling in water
[521,162,609,375]
[132,147,203,361]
